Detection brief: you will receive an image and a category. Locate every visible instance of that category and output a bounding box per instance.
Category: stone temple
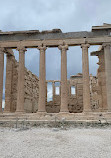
[0,23,111,122]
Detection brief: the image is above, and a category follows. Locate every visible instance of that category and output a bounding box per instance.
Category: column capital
[5,49,14,56]
[37,45,47,51]
[58,44,68,51]
[102,43,111,47]
[17,46,27,53]
[6,53,12,57]
[0,47,6,53]
[81,44,90,49]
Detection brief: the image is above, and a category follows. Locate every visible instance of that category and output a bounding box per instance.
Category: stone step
[0,119,111,129]
[0,116,111,121]
[0,112,111,121]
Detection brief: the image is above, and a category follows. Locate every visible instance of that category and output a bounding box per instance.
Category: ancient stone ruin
[0,23,111,117]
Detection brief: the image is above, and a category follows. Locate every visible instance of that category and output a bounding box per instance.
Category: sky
[1,0,111,103]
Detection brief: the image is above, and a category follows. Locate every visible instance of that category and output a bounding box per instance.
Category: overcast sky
[1,0,111,101]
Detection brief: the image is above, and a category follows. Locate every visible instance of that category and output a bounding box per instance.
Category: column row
[2,43,110,113]
[37,43,91,113]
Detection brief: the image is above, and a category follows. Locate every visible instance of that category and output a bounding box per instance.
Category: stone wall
[46,74,99,113]
[46,74,84,113]
[5,55,39,112]
[24,70,39,113]
[68,74,83,113]
[91,50,107,112]
[5,54,18,112]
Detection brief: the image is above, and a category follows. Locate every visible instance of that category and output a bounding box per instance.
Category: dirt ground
[0,127,111,158]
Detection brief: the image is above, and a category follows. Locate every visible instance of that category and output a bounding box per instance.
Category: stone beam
[90,46,104,56]
[92,24,111,31]
[91,51,102,56]
[46,80,60,82]
[0,27,110,42]
[0,36,111,49]
[0,31,101,42]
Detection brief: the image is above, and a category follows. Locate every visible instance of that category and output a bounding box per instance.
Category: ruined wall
[5,55,39,112]
[46,74,99,113]
[5,54,18,112]
[68,74,83,113]
[46,83,61,113]
[46,74,84,113]
[24,70,39,113]
[91,51,107,111]
[90,75,99,111]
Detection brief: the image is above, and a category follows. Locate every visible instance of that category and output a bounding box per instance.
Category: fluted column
[81,44,91,112]
[59,44,69,112]
[103,43,111,112]
[4,54,13,112]
[0,48,5,112]
[37,45,47,112]
[16,47,26,113]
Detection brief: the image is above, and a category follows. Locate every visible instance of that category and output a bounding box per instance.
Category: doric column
[81,44,91,112]
[103,43,111,112]
[0,48,5,112]
[4,54,13,112]
[16,47,26,113]
[59,44,69,112]
[37,45,47,112]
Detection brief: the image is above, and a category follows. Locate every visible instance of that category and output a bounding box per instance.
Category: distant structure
[0,23,111,114]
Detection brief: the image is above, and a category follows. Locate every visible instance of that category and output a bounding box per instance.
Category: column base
[0,107,3,113]
[83,110,92,114]
[59,112,69,116]
[15,110,25,114]
[3,110,11,113]
[60,111,69,113]
[59,109,69,114]
[37,110,46,113]
[107,110,111,113]
[106,111,111,115]
[101,109,108,112]
[37,111,47,116]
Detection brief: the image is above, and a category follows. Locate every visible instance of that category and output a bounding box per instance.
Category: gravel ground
[0,127,111,158]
